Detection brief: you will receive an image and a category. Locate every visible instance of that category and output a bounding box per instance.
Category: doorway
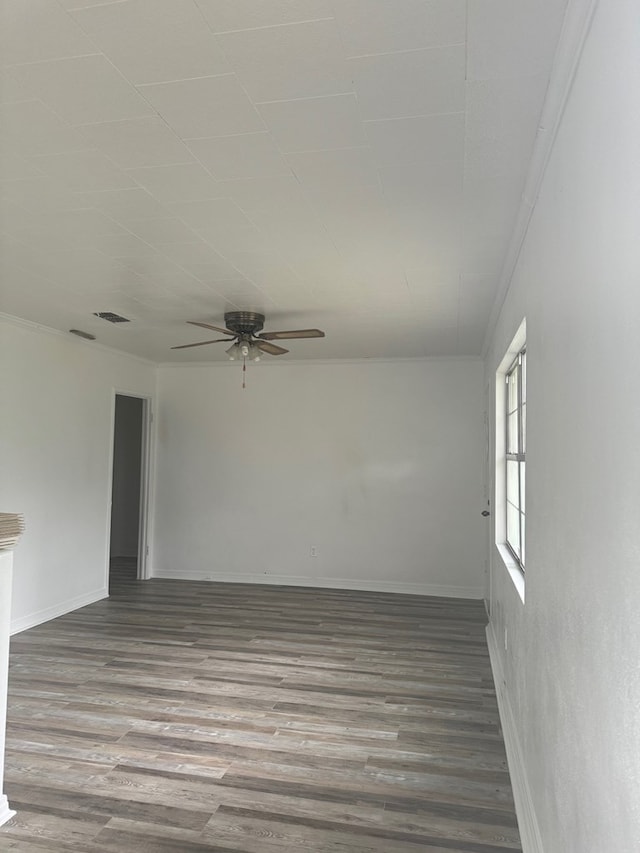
[109,394,149,591]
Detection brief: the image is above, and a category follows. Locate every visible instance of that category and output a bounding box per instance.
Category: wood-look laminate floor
[2,560,521,852]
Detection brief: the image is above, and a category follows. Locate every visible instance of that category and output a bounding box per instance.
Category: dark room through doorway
[109,394,144,591]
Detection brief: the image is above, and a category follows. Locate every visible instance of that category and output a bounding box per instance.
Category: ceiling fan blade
[171,338,231,350]
[187,321,233,336]
[258,328,325,340]
[256,340,289,356]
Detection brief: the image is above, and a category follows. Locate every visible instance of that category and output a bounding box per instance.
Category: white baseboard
[0,795,16,827]
[10,587,108,635]
[486,625,544,853]
[151,570,483,599]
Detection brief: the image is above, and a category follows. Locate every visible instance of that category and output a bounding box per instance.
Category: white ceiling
[0,0,568,362]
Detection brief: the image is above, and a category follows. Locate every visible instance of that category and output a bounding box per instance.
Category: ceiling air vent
[69,329,96,340]
[93,311,130,323]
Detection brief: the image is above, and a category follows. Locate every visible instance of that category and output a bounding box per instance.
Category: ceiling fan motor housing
[224,311,265,336]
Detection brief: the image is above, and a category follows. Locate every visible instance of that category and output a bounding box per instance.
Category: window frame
[505,348,526,570]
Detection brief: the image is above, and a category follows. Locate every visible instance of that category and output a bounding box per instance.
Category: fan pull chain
[242,356,246,389]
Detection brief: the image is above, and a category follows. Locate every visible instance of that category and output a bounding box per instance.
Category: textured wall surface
[486,2,640,849]
[154,359,485,597]
[0,318,155,631]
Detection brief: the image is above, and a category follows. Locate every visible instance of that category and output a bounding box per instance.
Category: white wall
[153,359,485,597]
[110,394,143,558]
[486,2,640,850]
[0,317,156,632]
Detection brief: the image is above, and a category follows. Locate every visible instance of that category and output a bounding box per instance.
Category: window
[505,348,526,568]
[495,320,526,600]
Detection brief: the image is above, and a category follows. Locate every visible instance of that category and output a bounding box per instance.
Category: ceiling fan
[171,311,325,360]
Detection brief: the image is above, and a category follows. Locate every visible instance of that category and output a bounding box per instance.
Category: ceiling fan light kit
[173,311,325,387]
[225,340,261,362]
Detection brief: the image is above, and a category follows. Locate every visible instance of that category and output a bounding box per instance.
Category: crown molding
[157,354,483,369]
[481,0,600,358]
[0,312,156,368]
[1,311,483,369]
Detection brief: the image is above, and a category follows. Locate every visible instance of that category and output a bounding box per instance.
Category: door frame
[483,377,494,616]
[106,389,154,583]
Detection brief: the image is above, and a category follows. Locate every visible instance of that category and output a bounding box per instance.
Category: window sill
[496,543,525,604]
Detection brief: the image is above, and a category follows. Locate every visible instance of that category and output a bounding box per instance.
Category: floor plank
[2,559,521,851]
